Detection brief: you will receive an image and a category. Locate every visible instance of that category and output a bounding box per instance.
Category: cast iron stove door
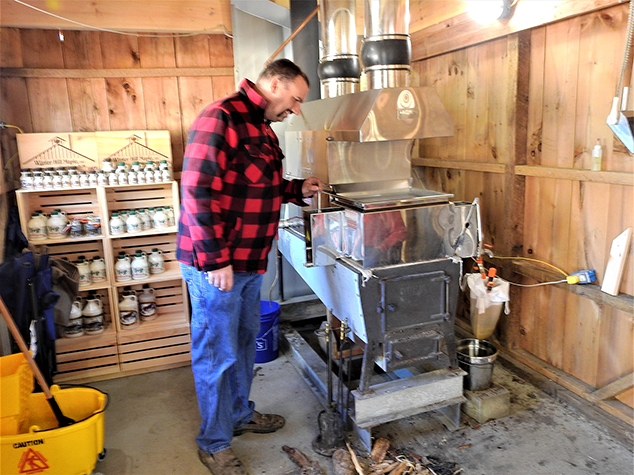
[358,259,461,393]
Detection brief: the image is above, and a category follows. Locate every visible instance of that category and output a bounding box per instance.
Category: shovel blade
[607,112,634,153]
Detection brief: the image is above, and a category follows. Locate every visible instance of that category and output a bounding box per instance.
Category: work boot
[198,448,249,475]
[233,410,285,436]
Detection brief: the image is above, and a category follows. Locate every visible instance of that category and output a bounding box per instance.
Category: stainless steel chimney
[361,0,411,89]
[318,0,361,98]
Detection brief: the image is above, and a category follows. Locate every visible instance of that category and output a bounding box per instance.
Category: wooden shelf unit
[16,182,190,383]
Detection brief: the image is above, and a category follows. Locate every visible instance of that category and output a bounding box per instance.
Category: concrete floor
[90,347,633,475]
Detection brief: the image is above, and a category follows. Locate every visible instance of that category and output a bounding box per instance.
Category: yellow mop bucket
[0,353,34,435]
[1,385,107,475]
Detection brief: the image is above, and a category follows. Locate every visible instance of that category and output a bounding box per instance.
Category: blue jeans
[180,263,263,454]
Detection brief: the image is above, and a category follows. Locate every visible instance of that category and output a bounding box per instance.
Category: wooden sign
[17,130,172,171]
[17,133,98,169]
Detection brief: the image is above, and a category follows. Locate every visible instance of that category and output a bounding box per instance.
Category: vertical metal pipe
[325,311,333,405]
[318,0,360,98]
[361,0,411,89]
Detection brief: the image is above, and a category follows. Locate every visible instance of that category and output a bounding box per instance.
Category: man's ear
[269,77,280,94]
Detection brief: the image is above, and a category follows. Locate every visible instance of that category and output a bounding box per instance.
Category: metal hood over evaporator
[284,86,454,186]
[288,86,454,143]
[285,0,454,185]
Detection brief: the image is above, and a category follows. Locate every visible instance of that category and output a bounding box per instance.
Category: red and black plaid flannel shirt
[176,79,306,273]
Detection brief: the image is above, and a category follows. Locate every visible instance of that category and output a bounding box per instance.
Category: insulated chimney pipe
[318,0,361,98]
[361,0,411,89]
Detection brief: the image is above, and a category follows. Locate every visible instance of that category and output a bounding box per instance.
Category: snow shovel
[0,295,75,428]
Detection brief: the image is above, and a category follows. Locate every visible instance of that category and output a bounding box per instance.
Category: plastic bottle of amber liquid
[591,139,603,171]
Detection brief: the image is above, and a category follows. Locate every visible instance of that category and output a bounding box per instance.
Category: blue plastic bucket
[255,301,280,363]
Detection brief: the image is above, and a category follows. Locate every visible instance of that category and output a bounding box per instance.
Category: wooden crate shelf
[17,172,190,383]
[113,279,188,332]
[112,267,181,288]
[105,225,178,240]
[117,322,191,373]
[16,188,102,229]
[53,325,119,383]
[39,239,112,288]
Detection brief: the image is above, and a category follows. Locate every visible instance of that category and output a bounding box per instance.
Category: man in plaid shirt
[177,59,321,475]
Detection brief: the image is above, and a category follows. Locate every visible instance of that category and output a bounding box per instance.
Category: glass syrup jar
[128,168,138,185]
[42,170,54,189]
[117,170,129,186]
[88,170,98,187]
[69,217,84,238]
[32,169,44,189]
[97,170,108,186]
[20,170,34,190]
[115,162,128,175]
[85,215,102,236]
[154,167,162,183]
[137,167,146,184]
[79,171,90,187]
[101,158,115,174]
[70,169,81,188]
[61,170,72,188]
[52,171,63,189]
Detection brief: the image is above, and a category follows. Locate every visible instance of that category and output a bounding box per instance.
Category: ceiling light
[468,0,518,22]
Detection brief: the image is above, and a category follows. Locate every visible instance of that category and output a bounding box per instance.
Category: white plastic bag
[464,273,510,340]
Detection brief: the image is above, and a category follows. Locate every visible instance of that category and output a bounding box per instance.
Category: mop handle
[0,295,54,399]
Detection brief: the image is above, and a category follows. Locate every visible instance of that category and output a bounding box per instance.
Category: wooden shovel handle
[0,295,53,399]
[265,5,319,66]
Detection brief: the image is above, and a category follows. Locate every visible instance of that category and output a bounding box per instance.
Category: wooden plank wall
[413,3,633,419]
[0,28,236,174]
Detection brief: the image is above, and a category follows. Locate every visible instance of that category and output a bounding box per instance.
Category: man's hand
[207,265,234,291]
[302,177,322,198]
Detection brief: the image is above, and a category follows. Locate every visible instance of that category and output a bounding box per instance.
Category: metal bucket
[456,339,498,391]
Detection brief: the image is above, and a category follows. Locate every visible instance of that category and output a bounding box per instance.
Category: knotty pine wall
[1,2,632,427]
[412,3,633,422]
[0,28,235,178]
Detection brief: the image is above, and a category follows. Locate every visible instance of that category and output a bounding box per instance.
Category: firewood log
[387,461,408,475]
[346,441,365,475]
[282,446,325,475]
[333,448,356,475]
[370,438,391,464]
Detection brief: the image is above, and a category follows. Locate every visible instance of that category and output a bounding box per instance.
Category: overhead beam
[0,67,235,78]
[0,0,233,33]
[411,0,626,61]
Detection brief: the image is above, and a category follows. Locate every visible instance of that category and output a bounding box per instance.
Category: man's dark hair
[258,59,310,88]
